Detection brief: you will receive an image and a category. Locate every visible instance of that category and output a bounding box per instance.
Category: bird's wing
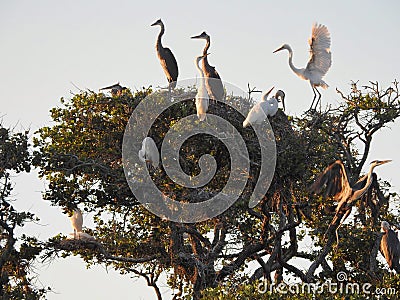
[305,23,332,78]
[380,230,400,269]
[309,160,351,199]
[99,83,120,90]
[144,138,159,167]
[160,47,179,87]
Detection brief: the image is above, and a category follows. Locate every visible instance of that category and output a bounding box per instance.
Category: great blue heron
[69,208,83,239]
[310,160,391,242]
[138,137,159,169]
[273,23,332,110]
[191,31,224,101]
[243,87,285,128]
[151,19,179,93]
[195,54,209,121]
[99,82,127,96]
[380,221,400,273]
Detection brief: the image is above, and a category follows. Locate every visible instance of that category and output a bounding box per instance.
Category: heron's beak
[273,46,284,53]
[265,86,274,97]
[191,34,202,39]
[380,159,392,165]
[150,21,158,26]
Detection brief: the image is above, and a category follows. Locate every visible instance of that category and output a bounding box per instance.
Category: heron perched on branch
[194,54,209,121]
[191,31,224,101]
[151,19,179,93]
[310,160,391,242]
[99,82,127,96]
[273,23,332,110]
[138,137,159,169]
[243,87,285,128]
[69,208,83,239]
[380,221,400,273]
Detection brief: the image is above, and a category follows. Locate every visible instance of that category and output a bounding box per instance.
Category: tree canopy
[2,80,400,299]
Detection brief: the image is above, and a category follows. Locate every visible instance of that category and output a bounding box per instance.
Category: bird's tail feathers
[320,80,329,89]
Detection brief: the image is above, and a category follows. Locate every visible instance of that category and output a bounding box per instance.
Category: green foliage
[0,124,48,299]
[34,81,400,299]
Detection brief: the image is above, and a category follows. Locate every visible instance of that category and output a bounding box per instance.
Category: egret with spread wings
[273,23,331,110]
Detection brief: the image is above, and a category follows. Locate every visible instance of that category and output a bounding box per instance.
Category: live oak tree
[34,81,400,299]
[0,125,48,299]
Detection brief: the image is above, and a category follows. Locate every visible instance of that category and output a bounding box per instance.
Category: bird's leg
[168,83,172,101]
[74,229,77,239]
[315,88,322,111]
[309,86,317,111]
[334,208,352,251]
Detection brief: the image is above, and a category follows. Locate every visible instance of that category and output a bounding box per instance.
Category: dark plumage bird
[380,221,400,273]
[310,159,391,242]
[191,31,224,101]
[99,82,127,96]
[151,19,179,92]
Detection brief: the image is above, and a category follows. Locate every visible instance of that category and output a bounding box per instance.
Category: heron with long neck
[380,221,400,273]
[310,159,391,243]
[191,31,224,102]
[151,19,179,94]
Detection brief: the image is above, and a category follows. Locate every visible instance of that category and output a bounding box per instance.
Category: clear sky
[1,1,400,299]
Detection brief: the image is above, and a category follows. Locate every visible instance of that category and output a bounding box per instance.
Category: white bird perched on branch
[194,54,209,121]
[69,208,83,239]
[138,137,159,169]
[243,87,285,128]
[273,23,331,110]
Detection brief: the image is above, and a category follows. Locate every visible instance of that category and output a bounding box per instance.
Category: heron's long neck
[287,48,303,77]
[202,38,211,68]
[156,25,165,50]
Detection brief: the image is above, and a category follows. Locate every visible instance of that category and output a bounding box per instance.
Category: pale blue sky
[1,1,400,299]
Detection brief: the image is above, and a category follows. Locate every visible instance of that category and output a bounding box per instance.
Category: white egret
[195,54,209,121]
[138,137,159,169]
[69,208,83,239]
[380,221,400,273]
[273,23,332,110]
[243,87,285,128]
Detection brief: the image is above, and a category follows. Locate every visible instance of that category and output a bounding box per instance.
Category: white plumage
[194,54,209,121]
[69,208,83,239]
[243,87,285,128]
[273,23,331,109]
[138,137,159,169]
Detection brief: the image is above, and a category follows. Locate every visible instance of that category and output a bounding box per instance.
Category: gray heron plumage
[380,221,400,273]
[191,31,224,101]
[310,159,391,242]
[151,19,179,91]
[99,82,127,96]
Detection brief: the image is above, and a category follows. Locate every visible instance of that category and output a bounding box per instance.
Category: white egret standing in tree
[138,137,159,169]
[243,87,285,128]
[380,221,400,273]
[194,54,209,121]
[273,23,331,110]
[69,208,83,239]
